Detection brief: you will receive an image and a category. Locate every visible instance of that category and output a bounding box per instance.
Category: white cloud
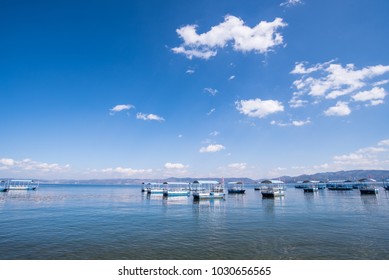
[0,157,70,173]
[292,119,311,126]
[0,158,15,166]
[290,61,389,109]
[204,88,218,96]
[173,15,287,59]
[186,69,195,74]
[236,98,284,118]
[101,167,153,177]
[280,0,303,7]
[164,162,187,169]
[378,139,389,146]
[136,112,165,121]
[199,144,226,153]
[352,87,387,105]
[229,75,236,80]
[209,131,220,137]
[324,101,351,116]
[228,162,247,170]
[110,104,134,114]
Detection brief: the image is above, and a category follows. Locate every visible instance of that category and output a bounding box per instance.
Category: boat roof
[162,182,189,185]
[260,179,284,184]
[192,180,219,185]
[358,178,377,182]
[142,182,160,185]
[10,179,35,182]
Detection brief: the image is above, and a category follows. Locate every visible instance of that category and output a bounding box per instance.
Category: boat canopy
[228,181,243,185]
[192,180,219,185]
[162,182,189,185]
[358,178,376,182]
[10,179,35,182]
[142,182,160,186]
[260,179,284,184]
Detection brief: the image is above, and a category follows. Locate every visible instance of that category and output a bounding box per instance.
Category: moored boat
[326,180,353,190]
[162,182,190,197]
[259,180,285,198]
[192,180,225,200]
[143,182,164,194]
[7,179,39,191]
[357,178,379,195]
[227,181,246,194]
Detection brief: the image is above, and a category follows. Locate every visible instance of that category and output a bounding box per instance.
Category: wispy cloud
[236,98,284,118]
[0,158,70,173]
[271,118,311,127]
[229,75,235,81]
[204,88,218,96]
[280,0,303,8]
[101,167,153,177]
[109,104,134,115]
[228,162,247,170]
[207,108,216,116]
[199,144,226,153]
[136,112,165,121]
[172,15,287,59]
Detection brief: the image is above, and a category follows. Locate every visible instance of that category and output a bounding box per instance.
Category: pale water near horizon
[1,184,389,260]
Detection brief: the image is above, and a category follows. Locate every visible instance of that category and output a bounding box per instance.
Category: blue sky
[1,0,389,180]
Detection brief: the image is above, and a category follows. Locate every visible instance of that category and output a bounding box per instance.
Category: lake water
[1,184,389,260]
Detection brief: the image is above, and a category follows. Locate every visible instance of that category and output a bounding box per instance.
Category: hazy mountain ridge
[37,170,389,185]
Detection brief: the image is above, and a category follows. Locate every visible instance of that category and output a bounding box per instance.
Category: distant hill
[278,170,389,183]
[38,170,389,185]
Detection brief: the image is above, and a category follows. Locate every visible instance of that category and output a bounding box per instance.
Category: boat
[357,178,379,195]
[326,180,353,190]
[143,182,164,195]
[162,182,190,197]
[6,179,39,191]
[298,180,319,192]
[259,180,285,198]
[227,181,246,194]
[192,180,225,200]
[0,180,8,192]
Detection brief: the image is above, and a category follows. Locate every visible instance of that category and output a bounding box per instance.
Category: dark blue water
[1,184,389,260]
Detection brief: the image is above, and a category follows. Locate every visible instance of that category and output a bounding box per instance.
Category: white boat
[162,182,190,197]
[142,182,164,195]
[7,179,39,191]
[259,180,285,198]
[192,180,225,200]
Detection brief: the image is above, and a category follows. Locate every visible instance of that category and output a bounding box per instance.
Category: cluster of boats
[142,179,287,200]
[142,178,389,200]
[294,178,389,195]
[0,179,39,192]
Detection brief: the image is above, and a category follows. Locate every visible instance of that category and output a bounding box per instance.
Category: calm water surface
[1,184,389,259]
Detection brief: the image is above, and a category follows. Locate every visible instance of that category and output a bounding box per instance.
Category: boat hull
[360,188,379,195]
[193,192,225,199]
[163,191,190,197]
[227,189,245,194]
